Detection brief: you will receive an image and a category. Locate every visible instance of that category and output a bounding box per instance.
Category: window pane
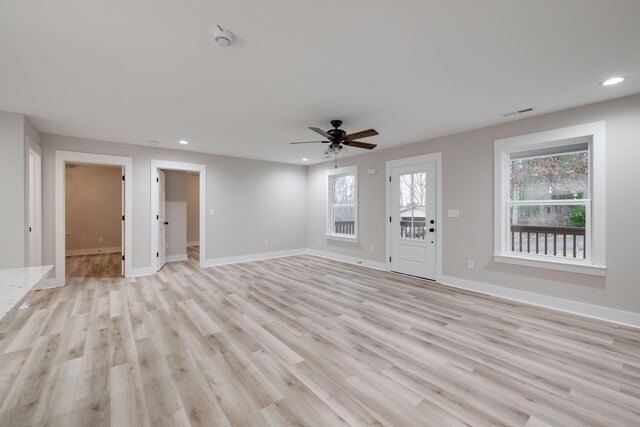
[509,204,586,259]
[510,151,588,201]
[412,172,426,206]
[334,175,354,204]
[399,172,427,240]
[333,206,355,235]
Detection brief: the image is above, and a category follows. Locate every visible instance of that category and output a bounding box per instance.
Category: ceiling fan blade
[342,140,377,150]
[289,141,327,144]
[345,128,378,140]
[309,126,334,140]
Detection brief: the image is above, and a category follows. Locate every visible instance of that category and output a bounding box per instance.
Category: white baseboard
[439,274,640,328]
[187,241,199,247]
[166,254,188,263]
[131,266,155,277]
[306,249,388,271]
[203,249,307,267]
[66,246,120,256]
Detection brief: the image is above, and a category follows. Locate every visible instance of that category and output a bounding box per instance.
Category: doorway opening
[26,138,42,267]
[65,163,124,279]
[386,153,442,282]
[151,160,206,272]
[54,151,133,286]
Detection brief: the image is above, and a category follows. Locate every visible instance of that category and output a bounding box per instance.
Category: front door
[157,170,167,271]
[390,162,436,279]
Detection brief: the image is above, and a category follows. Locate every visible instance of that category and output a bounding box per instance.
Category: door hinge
[156,177,159,182]
[156,252,159,257]
[389,176,391,182]
[156,214,159,220]
[29,227,32,232]
[122,175,125,181]
[122,215,124,221]
[389,256,392,262]
[122,255,125,261]
[389,216,392,223]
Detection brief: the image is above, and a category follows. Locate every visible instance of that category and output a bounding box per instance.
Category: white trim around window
[326,165,358,241]
[494,121,606,276]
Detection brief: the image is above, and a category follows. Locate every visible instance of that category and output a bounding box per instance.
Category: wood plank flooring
[66,252,122,279]
[1,252,639,426]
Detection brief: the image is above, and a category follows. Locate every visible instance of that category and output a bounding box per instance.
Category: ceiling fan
[290,120,378,166]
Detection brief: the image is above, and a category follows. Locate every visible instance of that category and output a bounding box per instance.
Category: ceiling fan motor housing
[328,128,346,140]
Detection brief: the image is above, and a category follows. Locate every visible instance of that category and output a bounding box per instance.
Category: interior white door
[157,170,167,271]
[27,149,42,266]
[390,162,436,279]
[121,167,125,276]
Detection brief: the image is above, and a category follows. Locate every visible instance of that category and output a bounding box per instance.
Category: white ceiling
[1,0,639,165]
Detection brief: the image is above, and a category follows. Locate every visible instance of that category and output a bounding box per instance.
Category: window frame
[326,165,358,242]
[493,121,606,276]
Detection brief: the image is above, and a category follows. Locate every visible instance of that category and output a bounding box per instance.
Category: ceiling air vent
[503,107,533,117]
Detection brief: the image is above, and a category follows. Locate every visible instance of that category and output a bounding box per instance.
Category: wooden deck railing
[334,221,355,235]
[511,225,586,258]
[400,221,427,240]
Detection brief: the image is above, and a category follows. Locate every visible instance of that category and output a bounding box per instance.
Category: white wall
[308,94,640,314]
[187,173,199,244]
[164,171,187,257]
[65,164,122,253]
[41,135,308,270]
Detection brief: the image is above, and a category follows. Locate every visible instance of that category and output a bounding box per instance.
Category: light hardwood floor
[1,252,639,426]
[66,252,122,279]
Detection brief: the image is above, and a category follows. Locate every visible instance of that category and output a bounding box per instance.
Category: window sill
[493,254,606,276]
[326,234,358,243]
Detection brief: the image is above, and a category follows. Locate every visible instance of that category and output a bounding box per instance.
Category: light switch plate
[448,209,460,218]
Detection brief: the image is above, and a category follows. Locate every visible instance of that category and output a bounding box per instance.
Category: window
[327,166,357,240]
[399,172,427,240]
[494,122,606,276]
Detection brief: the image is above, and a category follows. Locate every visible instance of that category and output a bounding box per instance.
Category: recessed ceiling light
[179,140,189,145]
[601,77,624,86]
[302,158,308,162]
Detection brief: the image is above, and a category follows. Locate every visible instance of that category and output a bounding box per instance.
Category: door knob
[164,221,169,225]
[429,228,435,232]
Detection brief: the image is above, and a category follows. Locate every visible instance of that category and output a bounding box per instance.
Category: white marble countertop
[1,265,53,319]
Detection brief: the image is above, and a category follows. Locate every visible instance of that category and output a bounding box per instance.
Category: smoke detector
[213,25,235,47]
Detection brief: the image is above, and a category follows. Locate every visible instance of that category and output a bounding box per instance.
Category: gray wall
[164,171,187,257]
[0,112,26,268]
[65,164,122,253]
[41,135,308,270]
[307,94,640,313]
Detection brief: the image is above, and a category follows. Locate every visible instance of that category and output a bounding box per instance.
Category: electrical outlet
[467,260,474,270]
[369,246,374,253]
[264,240,269,246]
[209,209,215,216]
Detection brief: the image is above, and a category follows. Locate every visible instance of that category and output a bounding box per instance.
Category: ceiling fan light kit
[213,25,235,47]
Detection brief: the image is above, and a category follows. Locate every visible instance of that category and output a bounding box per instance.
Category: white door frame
[150,160,206,271]
[55,150,133,286]
[25,136,42,266]
[386,153,442,282]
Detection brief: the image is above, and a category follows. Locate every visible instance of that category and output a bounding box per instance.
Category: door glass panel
[399,172,427,240]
